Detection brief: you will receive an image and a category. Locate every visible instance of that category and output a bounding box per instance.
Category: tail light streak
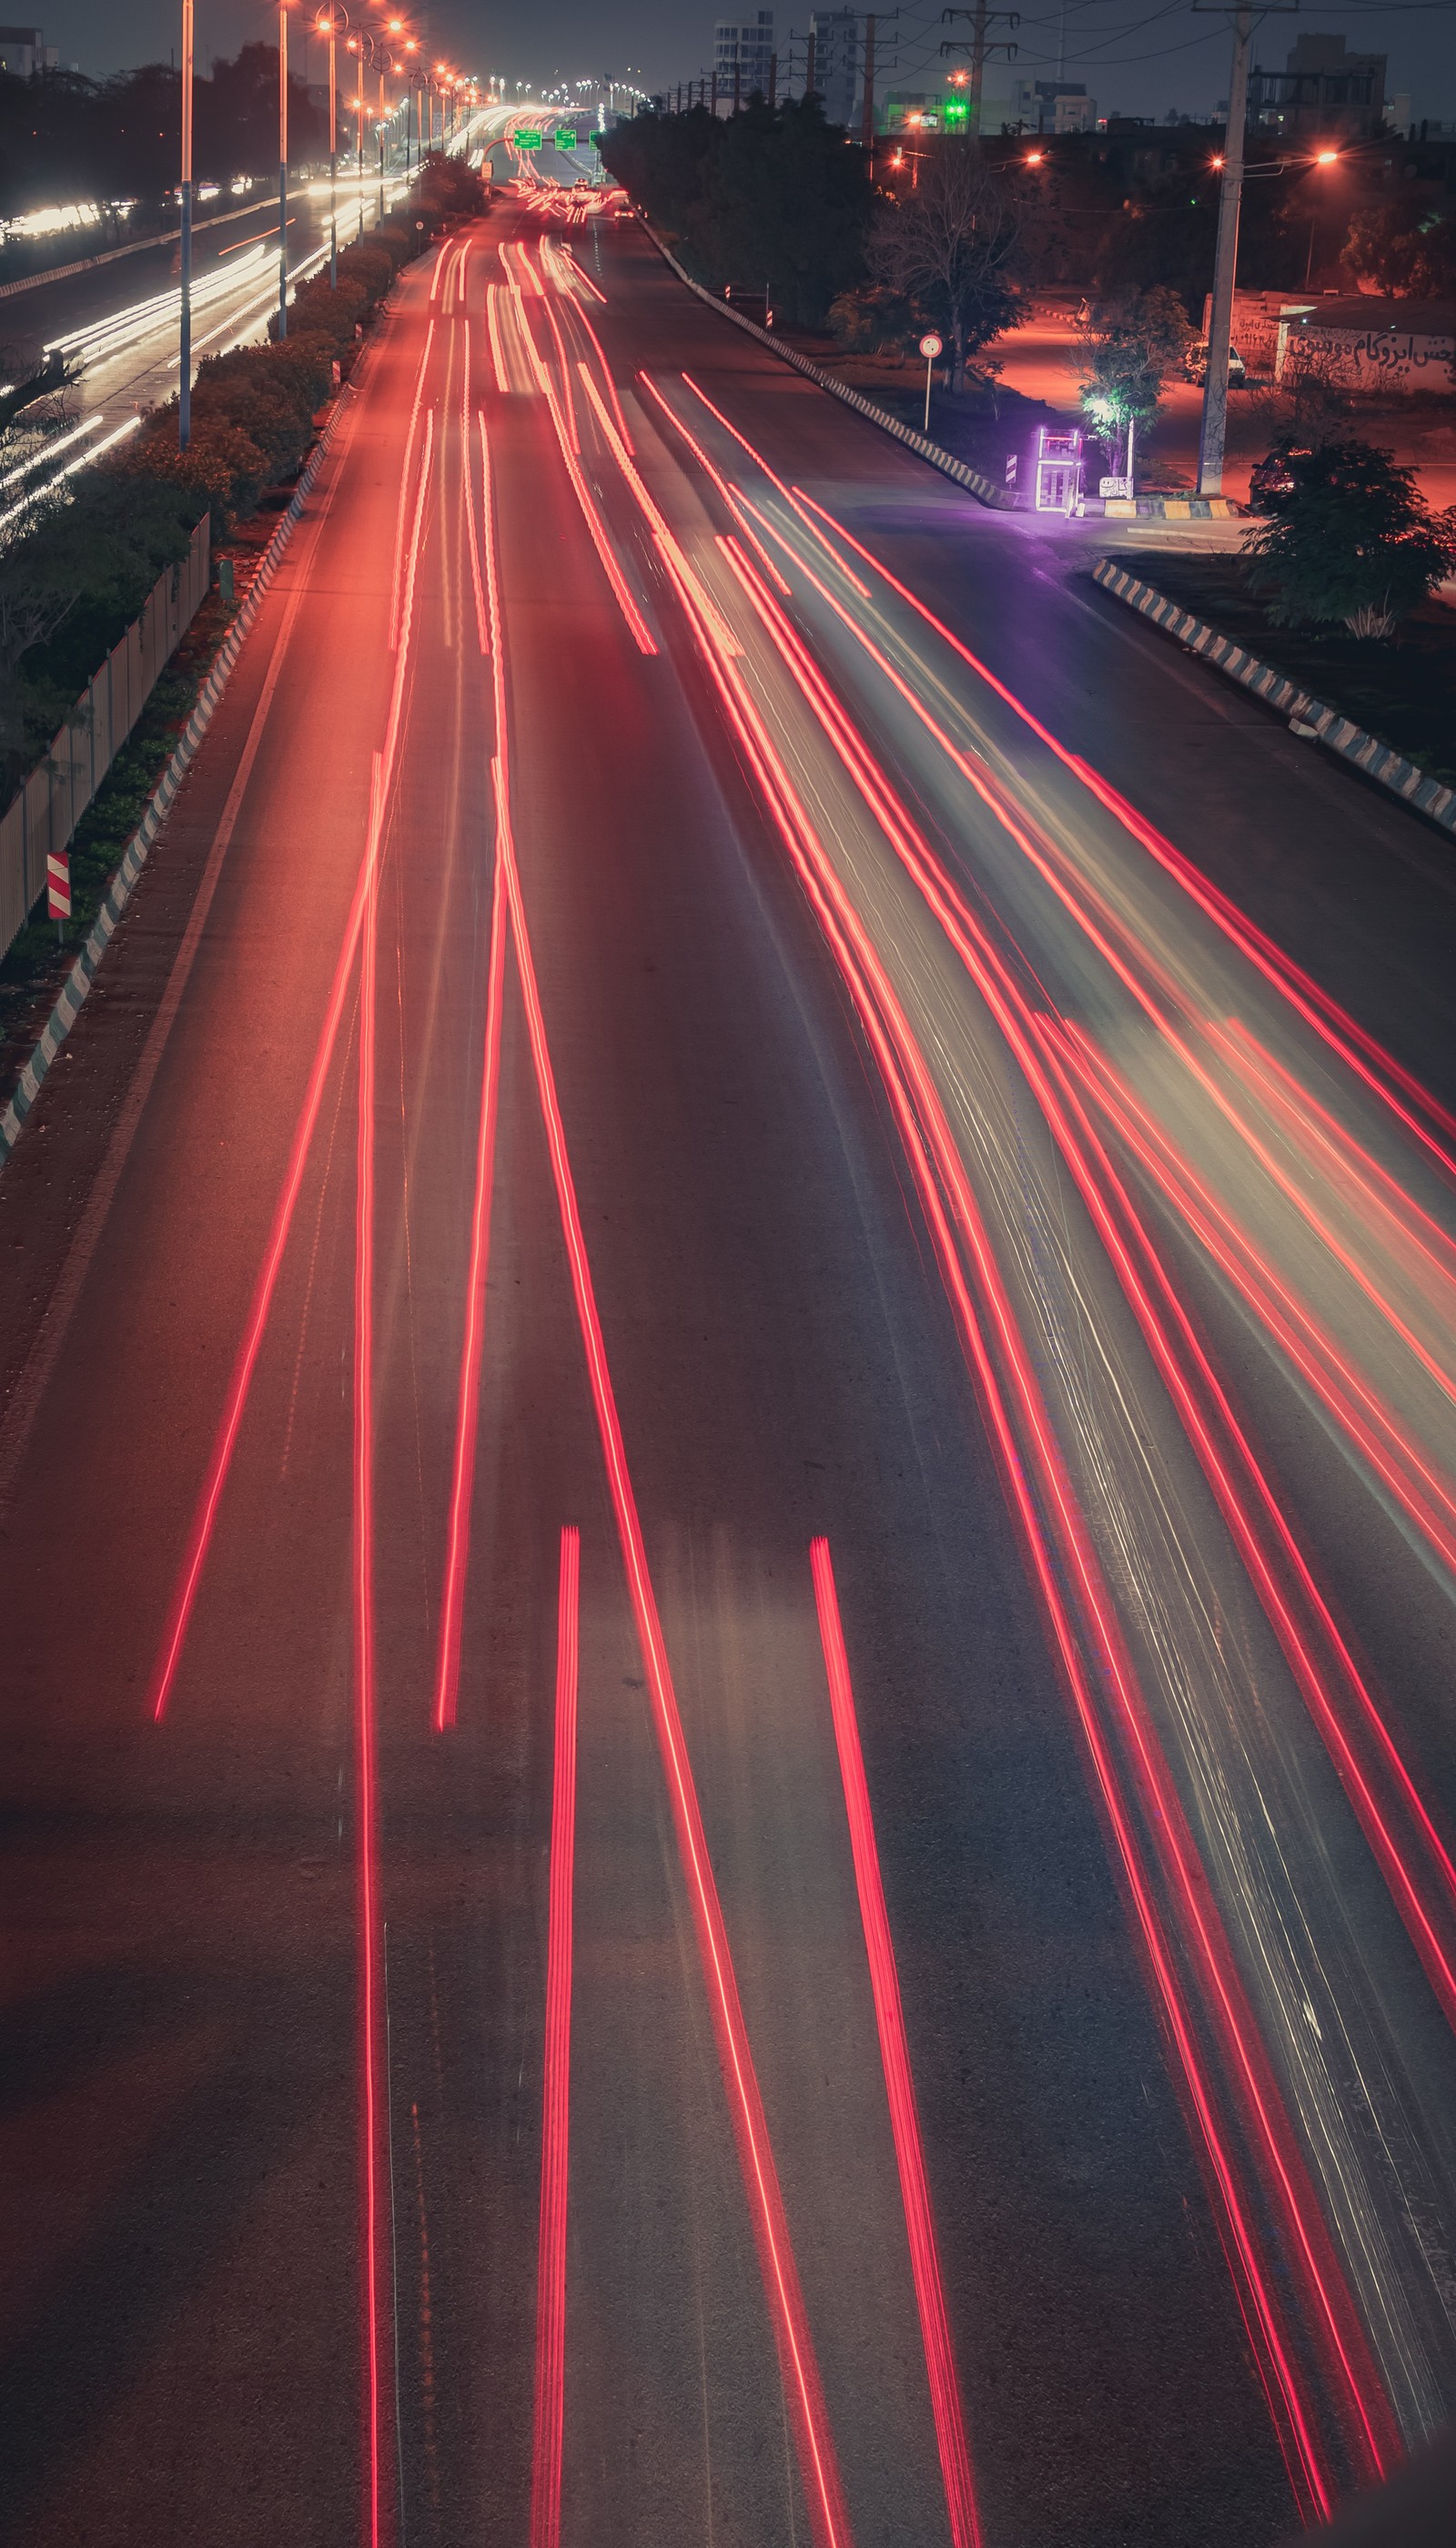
[643,511,1394,2511]
[719,527,1456,2021]
[354,746,390,2548]
[783,481,1456,1181]
[530,1526,580,2548]
[812,1540,984,2548]
[477,414,853,2548]
[149,394,436,1724]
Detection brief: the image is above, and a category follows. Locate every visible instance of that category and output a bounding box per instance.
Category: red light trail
[628,488,1395,2511]
[149,350,437,1723]
[353,746,389,2548]
[811,1539,983,2548]
[530,1526,580,2548]
[477,414,854,2548]
[713,527,1456,2038]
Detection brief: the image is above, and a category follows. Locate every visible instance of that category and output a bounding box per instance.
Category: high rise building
[809,9,857,127]
[714,13,775,106]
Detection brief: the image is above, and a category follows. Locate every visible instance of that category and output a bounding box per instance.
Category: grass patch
[1108,549,1456,791]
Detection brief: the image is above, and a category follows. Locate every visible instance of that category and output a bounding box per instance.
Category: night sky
[39,3,1456,128]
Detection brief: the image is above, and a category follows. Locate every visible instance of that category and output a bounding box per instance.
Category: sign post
[919,331,943,433]
[47,849,70,934]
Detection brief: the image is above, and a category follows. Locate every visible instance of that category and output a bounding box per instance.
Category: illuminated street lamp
[316,8,341,288]
[278,1,291,339]
[178,0,194,445]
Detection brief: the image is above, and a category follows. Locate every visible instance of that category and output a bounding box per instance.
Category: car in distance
[1247,443,1314,512]
[1184,339,1248,387]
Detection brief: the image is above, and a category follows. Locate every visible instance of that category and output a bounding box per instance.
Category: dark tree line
[601,96,873,330]
[0,51,326,220]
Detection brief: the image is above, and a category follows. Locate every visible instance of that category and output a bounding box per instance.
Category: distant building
[0,24,59,76]
[714,13,774,105]
[809,8,857,127]
[1013,78,1097,135]
[1249,33,1386,142]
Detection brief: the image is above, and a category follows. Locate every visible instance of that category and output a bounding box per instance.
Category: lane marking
[478,415,852,2548]
[530,1525,580,2548]
[810,1540,982,2548]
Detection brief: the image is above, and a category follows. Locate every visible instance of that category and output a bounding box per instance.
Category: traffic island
[1092,549,1456,838]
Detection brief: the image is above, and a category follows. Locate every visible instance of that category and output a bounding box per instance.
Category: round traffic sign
[919,332,944,359]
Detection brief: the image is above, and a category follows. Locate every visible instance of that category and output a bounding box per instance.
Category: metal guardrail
[643,227,1018,511]
[0,514,212,959]
[1093,555,1456,837]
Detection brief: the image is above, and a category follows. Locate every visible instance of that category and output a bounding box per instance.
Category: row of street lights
[178,5,482,446]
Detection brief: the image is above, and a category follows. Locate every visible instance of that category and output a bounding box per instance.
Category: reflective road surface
[3,187,1456,2548]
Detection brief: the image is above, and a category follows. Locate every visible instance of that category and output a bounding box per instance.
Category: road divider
[642,226,1017,512]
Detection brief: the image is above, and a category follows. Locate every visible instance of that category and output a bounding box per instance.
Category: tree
[1078,285,1190,476]
[1246,440,1456,639]
[1342,197,1456,299]
[866,146,1020,392]
[691,96,872,328]
[828,280,919,357]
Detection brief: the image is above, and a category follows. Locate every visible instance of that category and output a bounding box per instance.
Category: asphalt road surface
[3,183,1456,2548]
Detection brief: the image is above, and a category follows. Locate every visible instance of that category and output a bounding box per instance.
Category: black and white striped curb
[0,390,355,1168]
[1093,556,1456,839]
[643,227,1017,511]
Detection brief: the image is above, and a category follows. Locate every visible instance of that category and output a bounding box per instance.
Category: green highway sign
[513,127,542,148]
[555,128,579,148]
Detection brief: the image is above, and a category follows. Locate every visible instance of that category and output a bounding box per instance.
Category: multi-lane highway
[3,175,1456,2548]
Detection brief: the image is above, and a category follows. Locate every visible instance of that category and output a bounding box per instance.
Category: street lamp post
[318,10,339,288]
[179,0,193,446]
[278,2,289,339]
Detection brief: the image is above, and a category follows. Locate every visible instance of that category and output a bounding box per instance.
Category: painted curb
[642,225,1017,511]
[0,389,356,1169]
[1092,556,1456,839]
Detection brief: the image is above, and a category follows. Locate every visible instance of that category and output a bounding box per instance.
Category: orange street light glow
[1026,149,1045,164]
[1316,147,1340,165]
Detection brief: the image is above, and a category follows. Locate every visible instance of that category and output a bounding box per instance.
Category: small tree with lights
[1077,287,1191,487]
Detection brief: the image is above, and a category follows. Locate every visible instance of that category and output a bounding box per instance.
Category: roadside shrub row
[104,223,416,532]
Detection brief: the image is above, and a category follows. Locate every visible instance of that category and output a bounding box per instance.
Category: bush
[105,412,267,537]
[828,282,918,357]
[1247,440,1456,638]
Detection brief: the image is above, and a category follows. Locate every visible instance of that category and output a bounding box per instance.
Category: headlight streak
[0,414,138,532]
[511,315,653,651]
[811,1540,984,2548]
[680,421,1456,1568]
[649,521,1371,2515]
[1046,1026,1456,1589]
[459,318,490,656]
[149,332,437,1727]
[784,483,1456,1184]
[581,366,1410,2499]
[530,1527,580,2548]
[477,419,853,2548]
[646,356,1456,2452]
[0,412,103,490]
[713,529,1456,2047]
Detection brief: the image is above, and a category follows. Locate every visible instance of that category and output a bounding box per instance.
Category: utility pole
[804,26,816,96]
[733,55,742,113]
[941,7,1019,144]
[178,0,193,446]
[861,14,875,170]
[769,50,777,106]
[1198,0,1253,493]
